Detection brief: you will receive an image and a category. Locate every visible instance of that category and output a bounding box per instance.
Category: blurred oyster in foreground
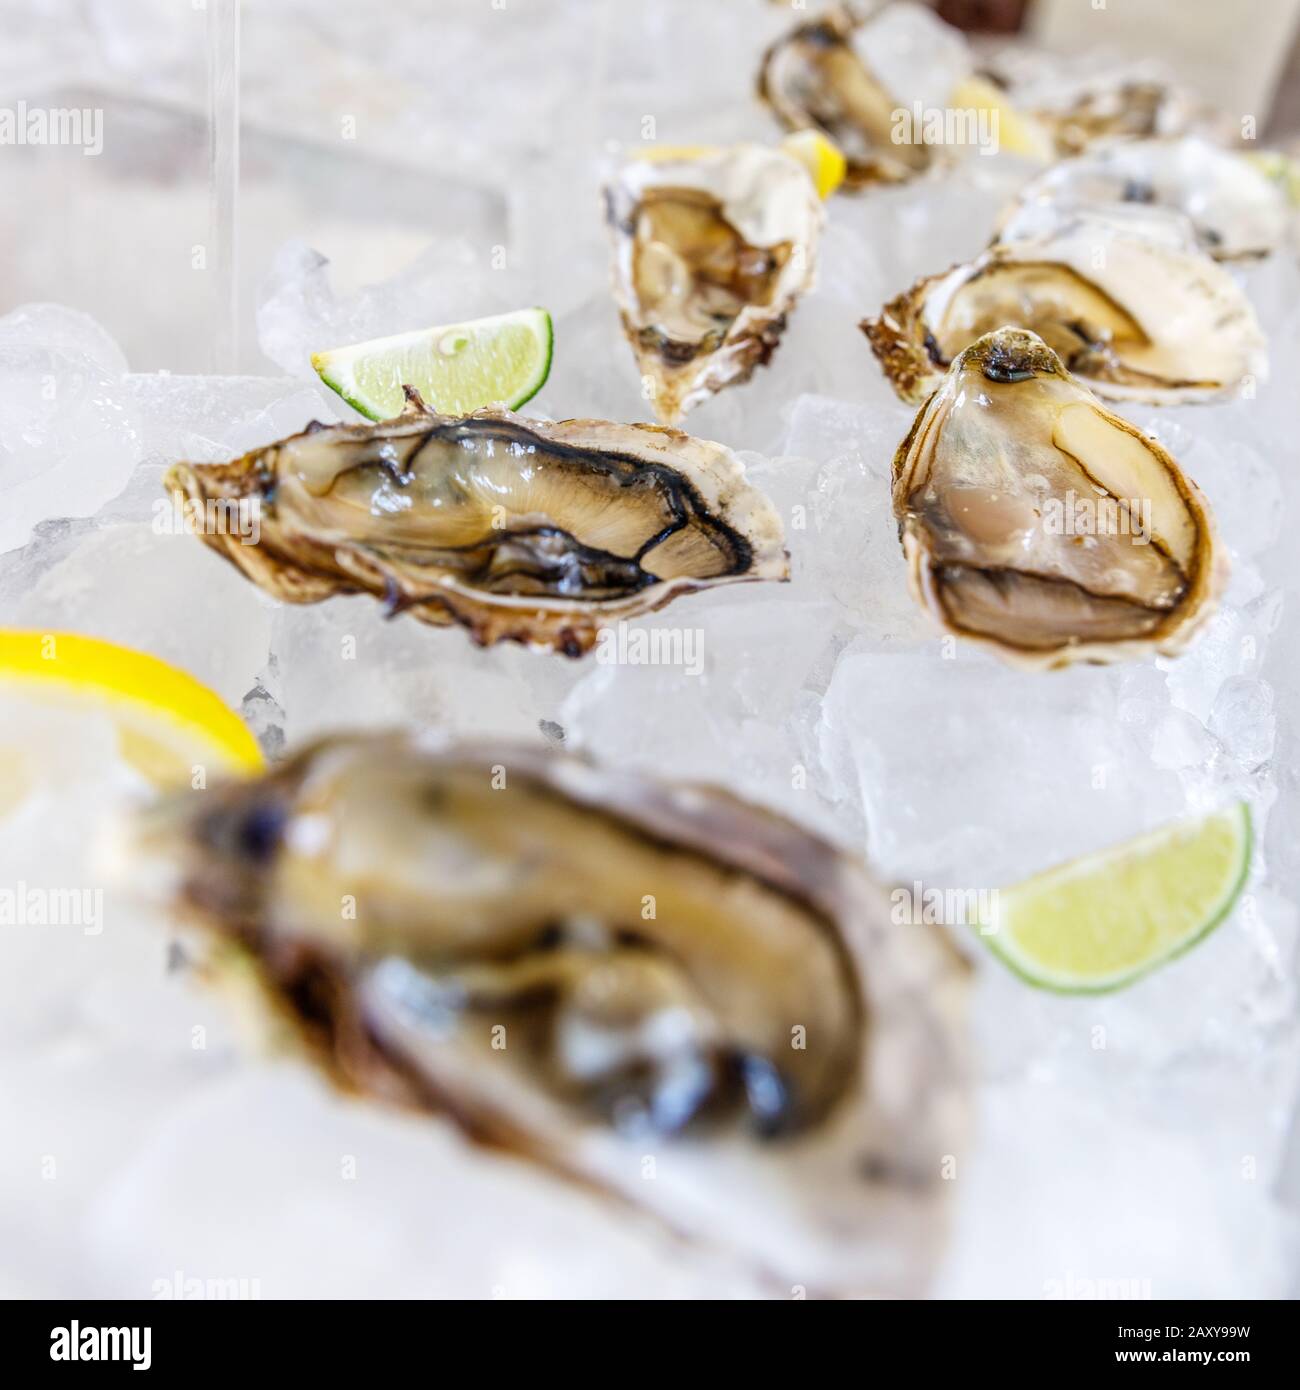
[891,328,1225,671]
[999,136,1290,262]
[604,143,822,424]
[863,204,1267,406]
[111,732,970,1296]
[757,5,934,189]
[164,392,788,656]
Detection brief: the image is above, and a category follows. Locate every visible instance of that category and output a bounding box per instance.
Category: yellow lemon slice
[0,630,263,790]
[633,135,846,199]
[948,76,1056,163]
[631,143,722,163]
[779,130,848,199]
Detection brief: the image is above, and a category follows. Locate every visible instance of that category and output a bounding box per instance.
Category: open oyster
[1024,79,1168,157]
[113,732,970,1296]
[164,393,788,656]
[863,205,1267,406]
[977,50,1214,157]
[757,5,931,188]
[891,327,1225,670]
[604,143,822,424]
[999,136,1290,262]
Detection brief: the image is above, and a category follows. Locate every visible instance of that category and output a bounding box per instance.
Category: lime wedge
[312,307,553,421]
[980,804,1252,993]
[779,130,848,199]
[1246,150,1300,207]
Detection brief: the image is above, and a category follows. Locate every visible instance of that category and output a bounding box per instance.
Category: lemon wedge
[0,630,263,789]
[631,144,722,163]
[632,135,846,199]
[948,76,1056,163]
[779,130,848,198]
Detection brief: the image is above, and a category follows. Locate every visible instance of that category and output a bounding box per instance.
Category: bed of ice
[1,0,1298,1298]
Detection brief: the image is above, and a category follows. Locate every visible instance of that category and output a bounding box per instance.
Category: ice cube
[936,1075,1295,1298]
[82,1065,762,1297]
[775,392,924,637]
[2,522,272,709]
[853,1,972,112]
[257,237,537,380]
[0,305,137,553]
[818,641,1192,883]
[266,597,587,749]
[122,372,340,463]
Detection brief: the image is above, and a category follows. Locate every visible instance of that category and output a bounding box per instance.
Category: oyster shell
[1028,79,1168,157]
[164,393,788,656]
[113,732,970,1296]
[998,136,1290,262]
[891,327,1225,670]
[604,143,822,424]
[757,5,931,189]
[977,49,1215,157]
[862,205,1267,406]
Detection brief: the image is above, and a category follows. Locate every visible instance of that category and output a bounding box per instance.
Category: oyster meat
[757,5,931,189]
[604,143,822,424]
[863,204,1267,406]
[114,732,970,1296]
[998,136,1290,262]
[164,392,788,656]
[891,327,1225,670]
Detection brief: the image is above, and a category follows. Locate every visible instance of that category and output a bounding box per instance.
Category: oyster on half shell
[998,136,1290,262]
[604,143,822,424]
[863,205,1267,406]
[112,732,970,1296]
[891,328,1225,670]
[977,49,1217,158]
[1023,79,1169,157]
[757,6,931,189]
[164,392,788,656]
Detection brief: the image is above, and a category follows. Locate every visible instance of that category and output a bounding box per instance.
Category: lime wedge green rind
[312,307,553,422]
[978,803,1252,994]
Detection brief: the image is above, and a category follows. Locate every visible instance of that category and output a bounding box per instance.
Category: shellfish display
[164,391,788,656]
[862,205,1267,406]
[757,5,932,189]
[890,327,1225,670]
[604,143,822,424]
[998,136,1290,262]
[10,0,1298,1309]
[113,732,971,1296]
